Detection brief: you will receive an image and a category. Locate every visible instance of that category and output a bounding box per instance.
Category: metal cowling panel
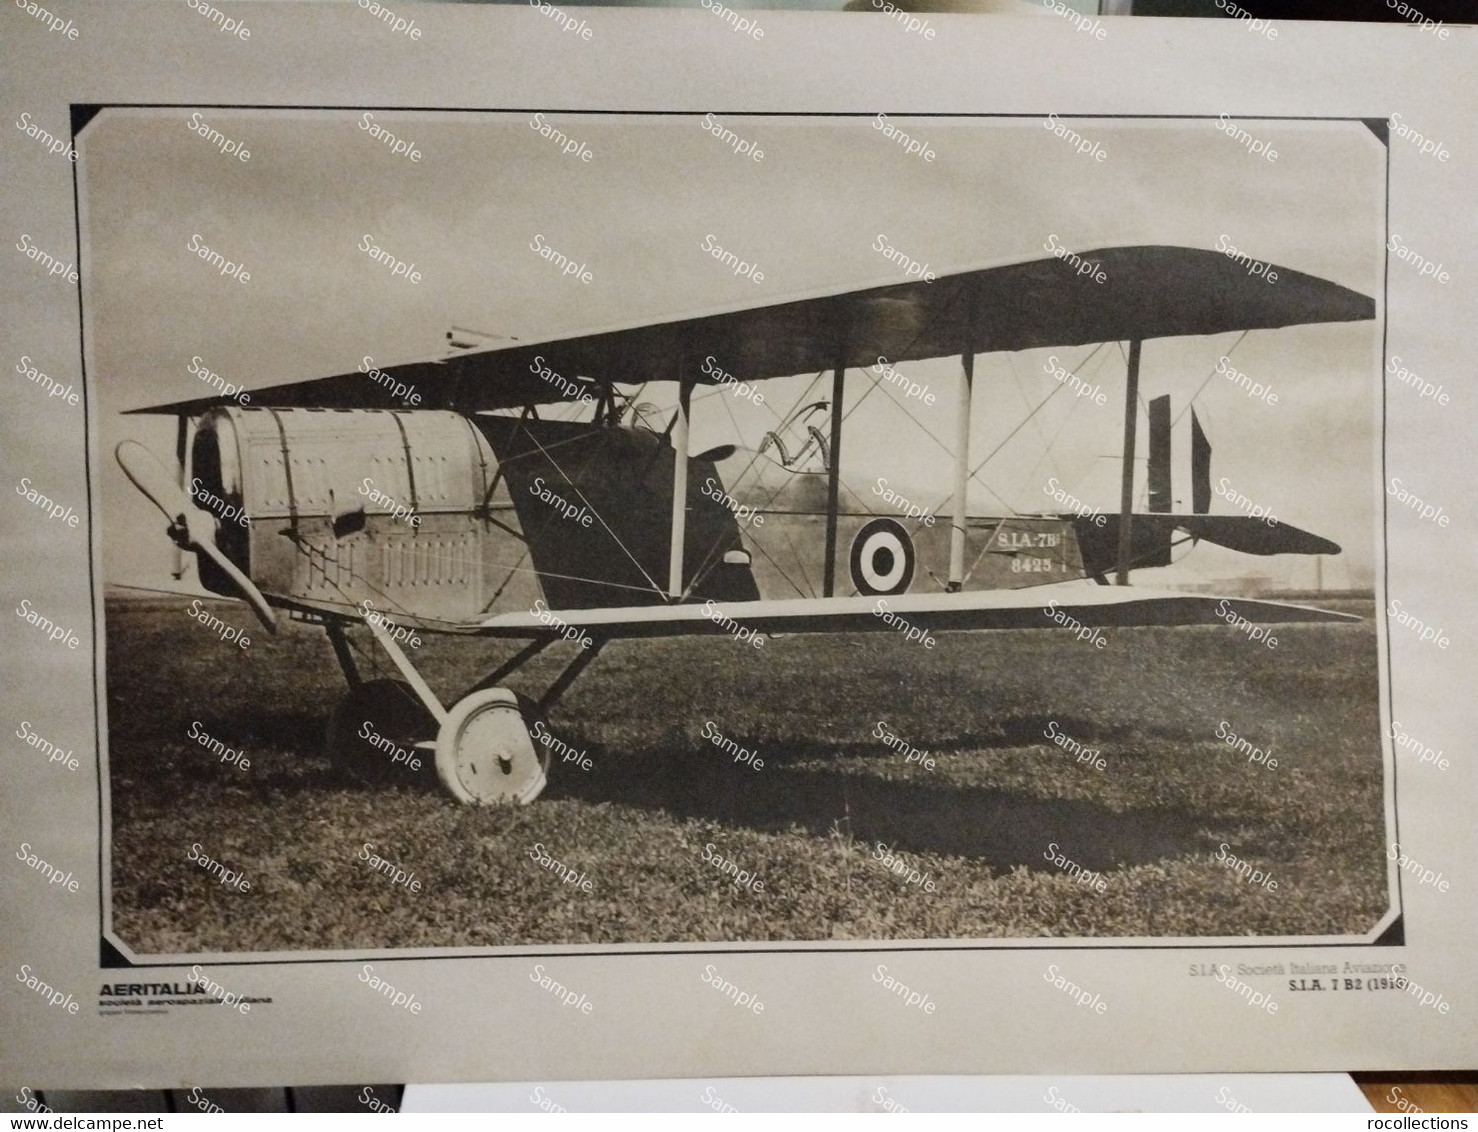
[215,407,494,520]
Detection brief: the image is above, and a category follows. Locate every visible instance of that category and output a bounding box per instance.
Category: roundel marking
[850,517,915,596]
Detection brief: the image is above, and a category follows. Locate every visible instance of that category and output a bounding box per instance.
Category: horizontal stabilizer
[1068,513,1340,577]
[1175,514,1341,557]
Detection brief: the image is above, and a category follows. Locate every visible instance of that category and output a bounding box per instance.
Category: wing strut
[948,348,975,592]
[668,375,692,599]
[1115,339,1144,584]
[822,357,845,597]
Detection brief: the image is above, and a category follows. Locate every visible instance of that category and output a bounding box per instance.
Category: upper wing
[127,244,1375,416]
[469,585,1360,641]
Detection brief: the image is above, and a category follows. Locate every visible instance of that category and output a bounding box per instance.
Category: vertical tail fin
[1147,394,1171,513]
[1191,409,1212,514]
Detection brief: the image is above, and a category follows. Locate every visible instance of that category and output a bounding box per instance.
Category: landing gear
[322,613,601,805]
[434,689,549,805]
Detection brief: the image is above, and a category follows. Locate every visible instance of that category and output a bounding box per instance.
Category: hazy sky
[82,109,1383,592]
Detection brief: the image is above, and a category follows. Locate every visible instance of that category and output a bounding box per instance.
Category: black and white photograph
[84,109,1391,957]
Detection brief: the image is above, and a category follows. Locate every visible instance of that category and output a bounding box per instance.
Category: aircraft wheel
[326,678,436,784]
[434,688,550,806]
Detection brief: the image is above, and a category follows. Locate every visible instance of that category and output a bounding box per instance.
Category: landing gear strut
[323,614,603,806]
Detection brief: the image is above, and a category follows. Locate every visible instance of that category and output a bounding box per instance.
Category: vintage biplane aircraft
[116,244,1375,805]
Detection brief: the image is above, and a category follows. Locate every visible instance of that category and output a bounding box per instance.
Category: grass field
[105,595,1388,953]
